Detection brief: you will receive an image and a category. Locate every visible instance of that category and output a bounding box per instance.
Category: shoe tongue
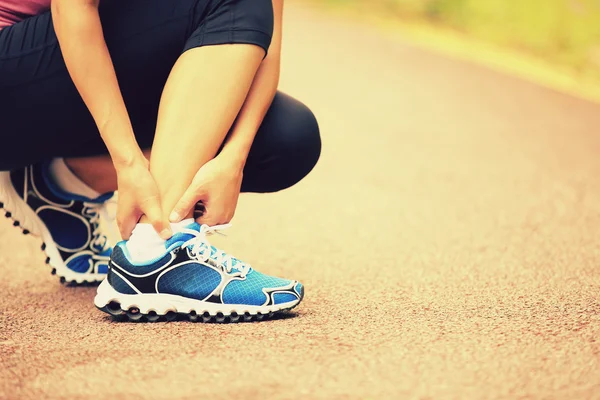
[163,221,244,270]
[185,221,201,232]
[185,223,220,260]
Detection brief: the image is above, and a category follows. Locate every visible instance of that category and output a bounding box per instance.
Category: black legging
[0,0,321,193]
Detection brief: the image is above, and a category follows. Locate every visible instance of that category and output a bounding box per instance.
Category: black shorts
[0,0,276,169]
[180,0,274,54]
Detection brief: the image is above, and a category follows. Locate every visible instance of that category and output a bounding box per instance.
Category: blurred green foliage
[326,0,600,74]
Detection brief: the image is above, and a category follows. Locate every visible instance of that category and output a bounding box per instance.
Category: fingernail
[160,229,172,240]
[169,211,180,222]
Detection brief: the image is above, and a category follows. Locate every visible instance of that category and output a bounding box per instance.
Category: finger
[118,209,140,240]
[143,202,172,240]
[224,211,235,225]
[170,188,206,223]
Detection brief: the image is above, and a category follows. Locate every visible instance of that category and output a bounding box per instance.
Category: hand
[115,157,172,240]
[170,155,243,226]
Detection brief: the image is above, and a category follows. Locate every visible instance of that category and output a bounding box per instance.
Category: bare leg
[65,154,117,194]
[65,149,153,195]
[144,45,264,222]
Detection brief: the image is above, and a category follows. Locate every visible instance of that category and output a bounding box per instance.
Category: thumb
[170,186,205,223]
[144,202,172,240]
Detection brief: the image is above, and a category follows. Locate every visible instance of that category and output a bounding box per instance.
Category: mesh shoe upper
[10,163,114,275]
[107,224,303,307]
[222,270,294,306]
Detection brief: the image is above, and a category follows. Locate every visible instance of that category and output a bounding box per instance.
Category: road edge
[299,0,600,105]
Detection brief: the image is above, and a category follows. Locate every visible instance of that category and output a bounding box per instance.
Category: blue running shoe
[0,164,116,284]
[94,223,304,322]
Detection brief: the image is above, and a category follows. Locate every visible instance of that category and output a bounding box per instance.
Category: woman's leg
[65,92,321,196]
[147,45,264,221]
[64,155,117,194]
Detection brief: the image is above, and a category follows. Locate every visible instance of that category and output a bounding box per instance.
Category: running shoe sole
[94,279,304,323]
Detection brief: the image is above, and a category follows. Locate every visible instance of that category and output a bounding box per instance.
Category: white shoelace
[83,203,110,251]
[179,224,250,278]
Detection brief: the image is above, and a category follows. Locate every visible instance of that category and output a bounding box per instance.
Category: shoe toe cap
[272,281,304,305]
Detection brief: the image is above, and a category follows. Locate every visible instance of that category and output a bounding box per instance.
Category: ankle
[64,156,117,194]
[46,158,102,200]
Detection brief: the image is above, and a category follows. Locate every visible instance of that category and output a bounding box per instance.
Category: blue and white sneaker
[94,223,304,322]
[0,164,116,284]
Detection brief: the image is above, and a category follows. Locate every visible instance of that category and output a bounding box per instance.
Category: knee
[271,103,321,191]
[242,94,321,194]
[293,103,322,175]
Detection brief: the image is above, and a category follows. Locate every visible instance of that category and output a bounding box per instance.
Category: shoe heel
[0,171,43,237]
[0,171,105,285]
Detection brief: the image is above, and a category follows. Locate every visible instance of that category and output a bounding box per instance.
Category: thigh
[0,0,209,170]
[241,92,321,193]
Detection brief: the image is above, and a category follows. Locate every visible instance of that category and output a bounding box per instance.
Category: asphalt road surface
[2,3,600,399]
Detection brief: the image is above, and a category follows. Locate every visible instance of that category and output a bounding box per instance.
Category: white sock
[126,218,195,264]
[48,158,101,199]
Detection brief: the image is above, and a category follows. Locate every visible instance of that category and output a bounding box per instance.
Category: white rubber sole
[94,279,303,323]
[0,171,104,284]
